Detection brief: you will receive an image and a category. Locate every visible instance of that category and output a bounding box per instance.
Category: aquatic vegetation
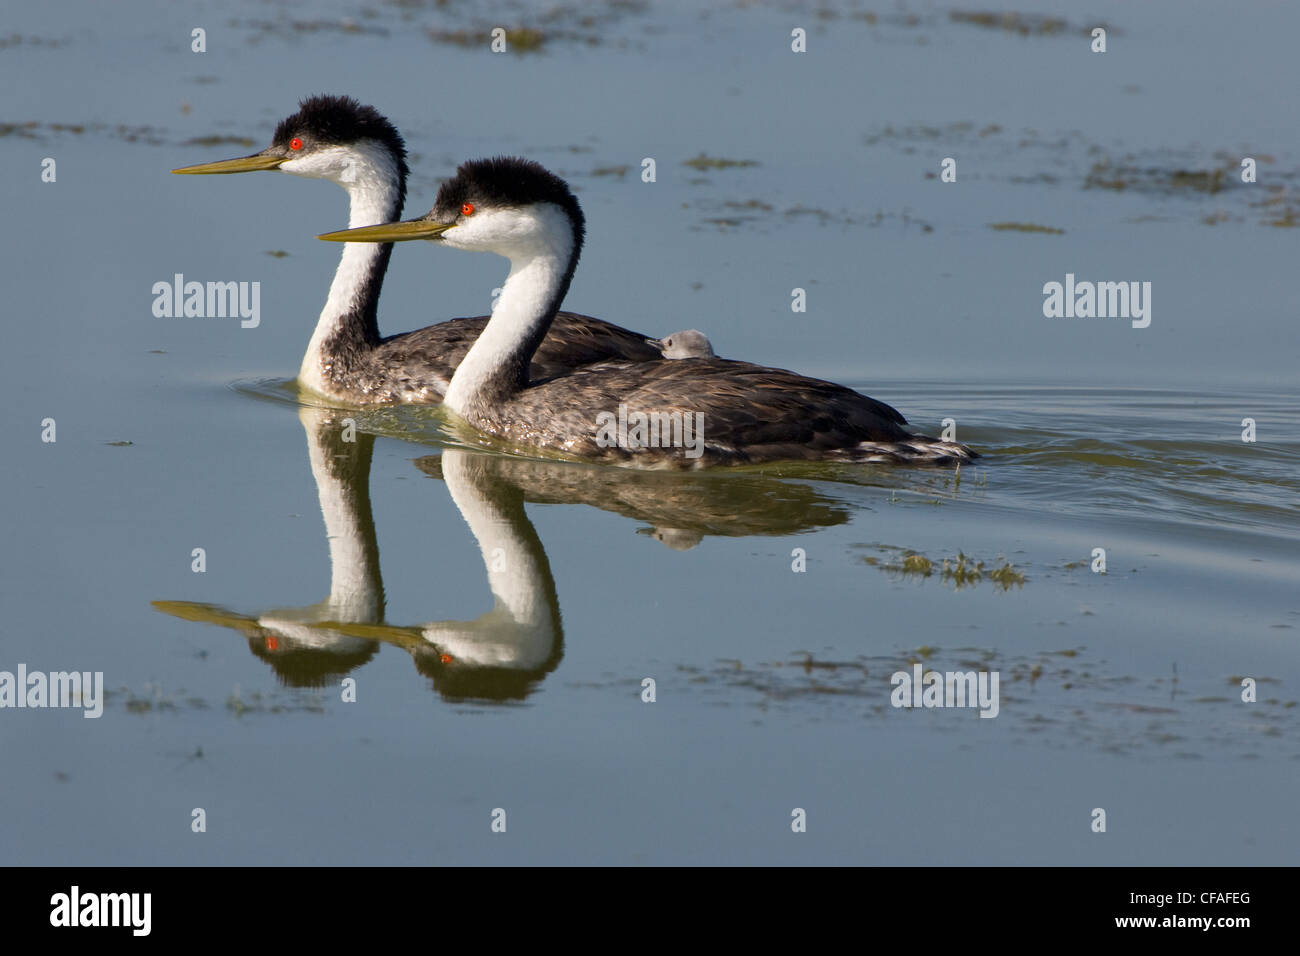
[941,552,992,588]
[865,119,1298,230]
[232,17,389,40]
[100,678,327,717]
[428,26,546,51]
[181,134,256,148]
[423,1,655,54]
[0,33,67,49]
[989,221,1064,234]
[682,196,928,233]
[947,11,1117,38]
[564,646,1300,758]
[862,544,1026,590]
[1,121,85,137]
[901,553,934,576]
[683,153,759,171]
[0,121,40,138]
[867,121,1004,146]
[1085,159,1230,195]
[949,11,1068,36]
[227,685,326,716]
[0,120,160,143]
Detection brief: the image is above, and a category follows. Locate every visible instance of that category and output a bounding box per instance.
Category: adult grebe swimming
[172,95,659,403]
[321,158,978,466]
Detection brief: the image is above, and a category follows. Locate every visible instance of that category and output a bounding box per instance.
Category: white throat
[441,204,575,415]
[296,142,403,395]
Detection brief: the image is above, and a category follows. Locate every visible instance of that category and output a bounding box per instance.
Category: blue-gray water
[1,0,1296,864]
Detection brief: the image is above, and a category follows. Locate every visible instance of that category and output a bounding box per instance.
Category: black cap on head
[430,156,584,245]
[272,94,408,171]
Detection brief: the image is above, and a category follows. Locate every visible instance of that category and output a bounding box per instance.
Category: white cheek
[280,144,379,184]
[441,218,494,250]
[497,209,540,243]
[279,151,336,179]
[447,209,547,252]
[438,224,469,248]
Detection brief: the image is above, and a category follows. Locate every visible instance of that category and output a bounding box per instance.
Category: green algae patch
[861,544,1026,590]
[901,553,934,576]
[989,221,1064,234]
[949,11,1067,36]
[1086,160,1229,195]
[182,134,256,148]
[429,26,546,52]
[683,154,759,171]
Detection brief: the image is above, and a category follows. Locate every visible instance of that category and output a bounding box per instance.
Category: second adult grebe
[172,95,660,404]
[321,158,978,466]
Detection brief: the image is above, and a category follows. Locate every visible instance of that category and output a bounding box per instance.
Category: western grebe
[172,95,660,403]
[649,329,715,359]
[321,157,978,466]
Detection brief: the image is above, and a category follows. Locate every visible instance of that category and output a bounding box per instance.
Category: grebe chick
[321,157,978,466]
[173,95,660,404]
[648,329,715,359]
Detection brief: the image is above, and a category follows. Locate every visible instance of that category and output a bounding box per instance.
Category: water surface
[1,0,1296,865]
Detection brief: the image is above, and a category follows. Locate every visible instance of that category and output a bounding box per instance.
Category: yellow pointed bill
[172,153,286,175]
[317,220,452,242]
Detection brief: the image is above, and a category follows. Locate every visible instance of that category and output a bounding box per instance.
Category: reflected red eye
[289,137,303,151]
[461,202,475,216]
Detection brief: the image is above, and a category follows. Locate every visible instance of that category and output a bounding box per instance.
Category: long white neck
[442,205,576,416]
[298,143,405,393]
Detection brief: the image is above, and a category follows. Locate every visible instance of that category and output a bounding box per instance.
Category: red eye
[440,654,453,664]
[461,202,475,216]
[289,137,303,151]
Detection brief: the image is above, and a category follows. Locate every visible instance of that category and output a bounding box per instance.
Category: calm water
[1,0,1297,865]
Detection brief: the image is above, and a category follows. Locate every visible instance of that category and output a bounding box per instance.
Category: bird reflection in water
[154,405,855,702]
